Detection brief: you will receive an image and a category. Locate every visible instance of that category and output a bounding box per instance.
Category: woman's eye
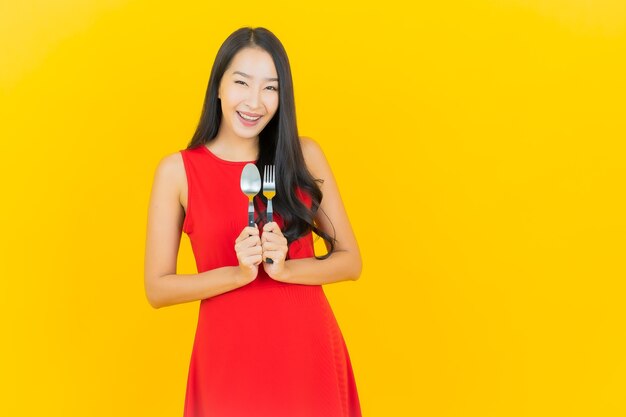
[234,80,277,91]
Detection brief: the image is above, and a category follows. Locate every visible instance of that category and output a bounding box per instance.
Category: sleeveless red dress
[179,145,362,417]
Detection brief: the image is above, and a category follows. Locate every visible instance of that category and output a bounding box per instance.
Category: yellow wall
[1,1,625,415]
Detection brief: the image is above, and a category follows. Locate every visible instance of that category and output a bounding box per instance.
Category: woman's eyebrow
[232,71,279,82]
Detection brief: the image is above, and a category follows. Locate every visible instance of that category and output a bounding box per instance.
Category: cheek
[266,95,279,114]
[222,88,246,107]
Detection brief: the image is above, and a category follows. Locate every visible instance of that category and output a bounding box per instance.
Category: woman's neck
[209,133,259,161]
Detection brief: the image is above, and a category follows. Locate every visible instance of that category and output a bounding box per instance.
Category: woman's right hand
[234,225,262,286]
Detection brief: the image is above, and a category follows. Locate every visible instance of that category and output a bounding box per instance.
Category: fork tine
[263,164,274,187]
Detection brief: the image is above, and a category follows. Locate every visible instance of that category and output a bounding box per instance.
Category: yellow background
[1,1,625,415]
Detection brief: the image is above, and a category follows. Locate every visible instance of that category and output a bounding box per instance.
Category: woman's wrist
[233,265,255,286]
[272,262,292,283]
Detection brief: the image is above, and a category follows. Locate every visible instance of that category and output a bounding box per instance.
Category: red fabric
[180,145,362,417]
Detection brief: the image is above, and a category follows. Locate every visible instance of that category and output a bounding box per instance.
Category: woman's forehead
[228,48,278,80]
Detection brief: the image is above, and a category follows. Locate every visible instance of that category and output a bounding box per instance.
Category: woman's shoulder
[156,150,185,178]
[299,135,321,156]
[299,136,328,178]
[152,151,186,200]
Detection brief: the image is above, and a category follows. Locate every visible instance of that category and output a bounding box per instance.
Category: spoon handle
[248,201,255,227]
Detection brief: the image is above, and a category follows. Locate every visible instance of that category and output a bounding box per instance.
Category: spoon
[240,163,261,228]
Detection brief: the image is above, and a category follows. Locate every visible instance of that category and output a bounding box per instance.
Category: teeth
[238,112,261,121]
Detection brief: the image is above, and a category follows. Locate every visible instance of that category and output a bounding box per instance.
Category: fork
[262,164,276,264]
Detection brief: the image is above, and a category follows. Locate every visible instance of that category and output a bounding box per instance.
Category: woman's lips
[237,111,262,127]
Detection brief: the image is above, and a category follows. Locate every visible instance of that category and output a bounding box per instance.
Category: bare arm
[276,137,362,285]
[143,153,246,309]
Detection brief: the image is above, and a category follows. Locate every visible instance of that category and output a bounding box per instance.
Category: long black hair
[186,26,336,259]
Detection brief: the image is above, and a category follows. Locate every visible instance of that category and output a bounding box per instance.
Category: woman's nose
[244,89,261,109]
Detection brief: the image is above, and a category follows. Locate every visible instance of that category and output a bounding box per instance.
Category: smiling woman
[144,26,363,417]
[217,49,280,139]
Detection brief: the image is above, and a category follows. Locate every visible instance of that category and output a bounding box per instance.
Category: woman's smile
[236,110,263,126]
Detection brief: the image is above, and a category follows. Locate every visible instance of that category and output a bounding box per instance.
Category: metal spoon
[240,163,261,228]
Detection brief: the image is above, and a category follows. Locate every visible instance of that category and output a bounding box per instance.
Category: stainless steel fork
[263,164,276,222]
[262,164,276,264]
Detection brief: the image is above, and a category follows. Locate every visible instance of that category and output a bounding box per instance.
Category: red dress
[179,145,362,417]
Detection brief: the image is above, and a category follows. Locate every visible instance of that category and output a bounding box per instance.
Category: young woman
[144,27,363,417]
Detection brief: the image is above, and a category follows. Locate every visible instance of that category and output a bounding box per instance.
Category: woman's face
[218,47,280,141]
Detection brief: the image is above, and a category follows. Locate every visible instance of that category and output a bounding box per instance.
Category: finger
[244,254,263,266]
[245,226,259,236]
[244,247,263,264]
[236,238,262,254]
[262,240,288,255]
[263,249,285,262]
[236,226,258,242]
[236,237,260,251]
[261,241,284,252]
[242,226,259,236]
[262,233,287,246]
[262,222,282,234]
[240,250,262,267]
[246,234,262,246]
[238,245,263,258]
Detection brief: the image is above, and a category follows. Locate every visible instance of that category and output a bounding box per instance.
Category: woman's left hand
[261,222,289,280]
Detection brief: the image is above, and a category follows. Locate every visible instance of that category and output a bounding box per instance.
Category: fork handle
[265,199,274,263]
